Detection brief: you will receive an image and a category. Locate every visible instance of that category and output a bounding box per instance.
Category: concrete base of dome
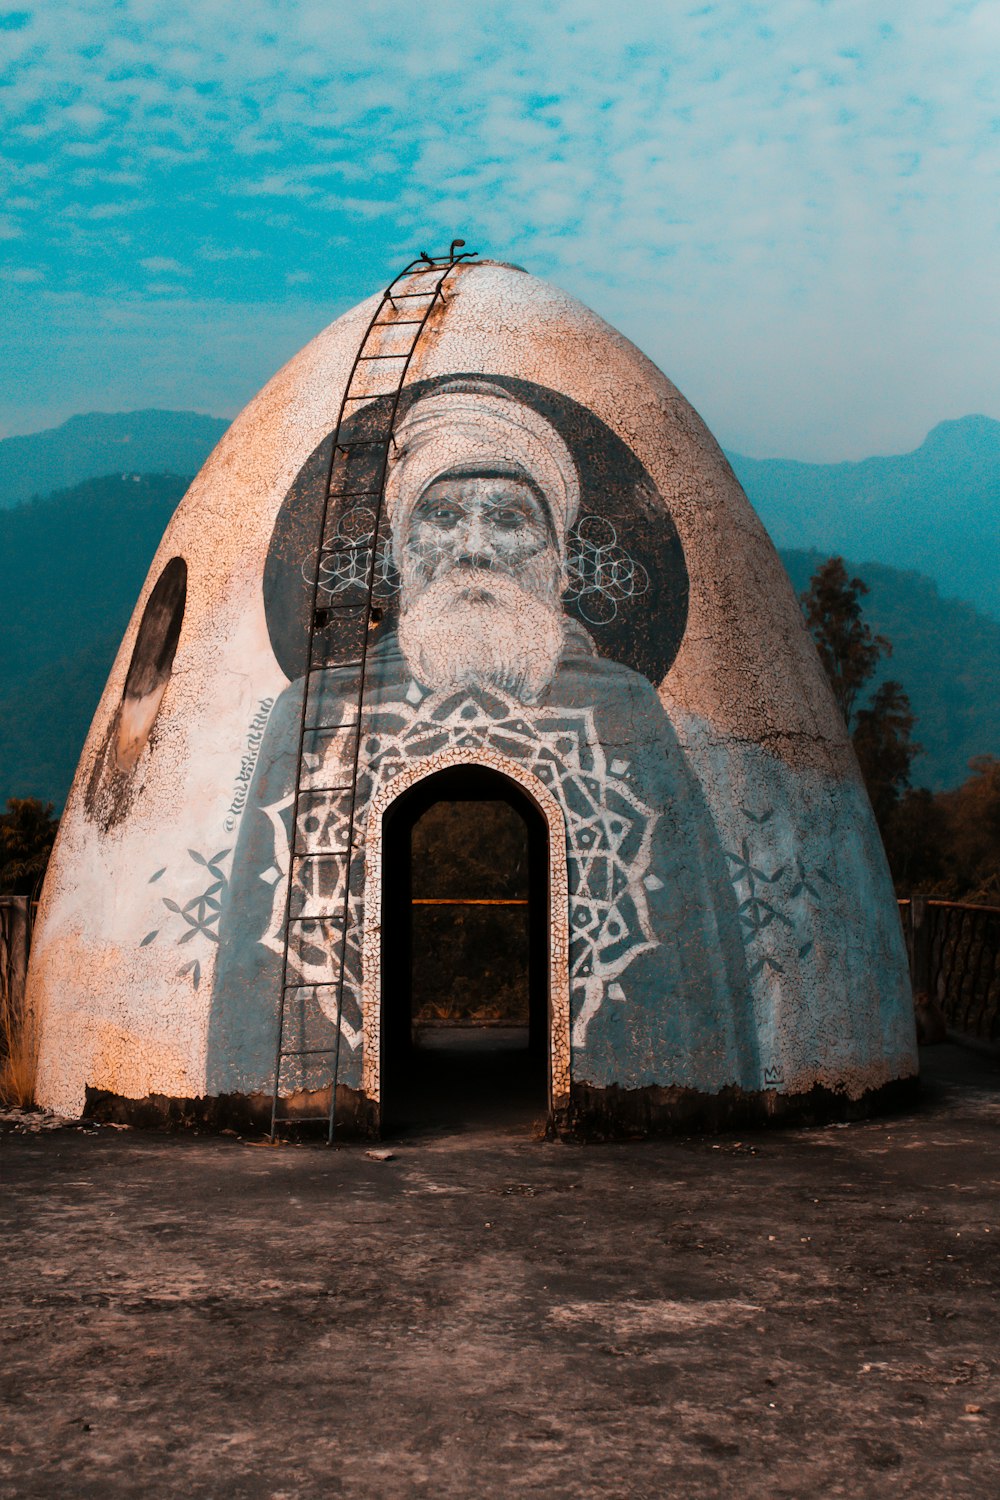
[560,1073,921,1140]
[83,1070,920,1141]
[83,1084,378,1138]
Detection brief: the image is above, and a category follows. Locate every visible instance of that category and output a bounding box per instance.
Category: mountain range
[1,470,997,807]
[0,410,228,510]
[2,407,997,621]
[725,414,1000,622]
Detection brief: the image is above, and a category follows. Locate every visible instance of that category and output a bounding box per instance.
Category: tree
[801,557,921,864]
[852,679,921,828]
[883,786,949,891]
[937,756,1000,904]
[801,562,999,905]
[0,798,59,895]
[799,557,891,729]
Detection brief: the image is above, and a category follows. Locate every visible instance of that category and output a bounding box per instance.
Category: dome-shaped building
[27,251,917,1135]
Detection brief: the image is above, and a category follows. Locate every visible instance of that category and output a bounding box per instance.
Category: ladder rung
[307,658,366,672]
[283,978,339,991]
[272,1116,334,1126]
[302,721,360,733]
[286,902,349,915]
[288,862,348,876]
[280,1046,339,1058]
[290,852,352,864]
[295,785,352,795]
[372,319,422,327]
[318,545,373,559]
[327,488,382,501]
[336,438,394,450]
[386,290,437,300]
[307,657,367,672]
[357,352,410,361]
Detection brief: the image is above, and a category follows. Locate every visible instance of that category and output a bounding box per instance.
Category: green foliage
[0,409,227,509]
[0,797,58,895]
[799,557,891,729]
[801,555,918,825]
[936,756,1000,905]
[881,758,1000,906]
[800,556,998,904]
[853,679,921,827]
[882,787,949,892]
[782,549,1000,790]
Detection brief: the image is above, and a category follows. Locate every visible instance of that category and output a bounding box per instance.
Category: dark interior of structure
[380,766,549,1133]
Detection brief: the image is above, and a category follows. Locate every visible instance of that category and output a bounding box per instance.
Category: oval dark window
[115,557,187,771]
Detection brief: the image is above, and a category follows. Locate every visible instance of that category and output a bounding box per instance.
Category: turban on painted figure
[390,386,576,706]
[208,382,759,1097]
[385,382,580,539]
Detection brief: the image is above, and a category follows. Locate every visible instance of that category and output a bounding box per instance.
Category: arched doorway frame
[361,747,571,1117]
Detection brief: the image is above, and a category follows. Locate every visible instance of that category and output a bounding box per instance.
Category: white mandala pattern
[259,680,660,1048]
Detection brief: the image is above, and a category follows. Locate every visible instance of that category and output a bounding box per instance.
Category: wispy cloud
[1,0,998,456]
[140,256,191,275]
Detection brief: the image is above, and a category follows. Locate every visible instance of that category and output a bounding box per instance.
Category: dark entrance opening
[381,766,549,1134]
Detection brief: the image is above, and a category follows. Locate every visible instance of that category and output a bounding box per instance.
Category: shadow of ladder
[269,243,477,1142]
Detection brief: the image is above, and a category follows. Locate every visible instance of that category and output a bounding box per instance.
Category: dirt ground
[2,1044,999,1500]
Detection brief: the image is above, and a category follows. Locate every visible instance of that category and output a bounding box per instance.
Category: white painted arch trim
[361,747,572,1113]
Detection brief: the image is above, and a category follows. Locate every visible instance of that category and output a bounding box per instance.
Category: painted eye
[491,508,527,530]
[418,500,462,527]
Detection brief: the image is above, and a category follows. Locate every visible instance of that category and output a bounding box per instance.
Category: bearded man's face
[395,472,567,704]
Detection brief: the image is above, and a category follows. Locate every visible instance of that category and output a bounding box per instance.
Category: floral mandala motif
[258,681,660,1047]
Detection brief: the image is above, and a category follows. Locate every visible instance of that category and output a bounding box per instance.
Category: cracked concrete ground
[2,1044,999,1499]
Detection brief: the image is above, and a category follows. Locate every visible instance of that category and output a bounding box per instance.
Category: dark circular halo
[263,373,688,686]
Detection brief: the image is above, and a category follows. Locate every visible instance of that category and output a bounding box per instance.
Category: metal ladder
[270,241,476,1142]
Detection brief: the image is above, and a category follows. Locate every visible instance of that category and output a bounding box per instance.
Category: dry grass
[0,986,37,1109]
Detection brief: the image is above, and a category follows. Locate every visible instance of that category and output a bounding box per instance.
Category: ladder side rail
[270,247,473,1141]
[269,278,413,1139]
[324,259,466,1141]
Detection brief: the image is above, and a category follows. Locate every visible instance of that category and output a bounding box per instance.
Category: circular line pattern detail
[309,509,648,627]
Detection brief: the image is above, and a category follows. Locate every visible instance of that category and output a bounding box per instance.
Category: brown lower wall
[84,1084,378,1137]
[84,1072,920,1141]
[563,1074,920,1140]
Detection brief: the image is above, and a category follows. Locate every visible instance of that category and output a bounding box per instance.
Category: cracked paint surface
[27,260,916,1119]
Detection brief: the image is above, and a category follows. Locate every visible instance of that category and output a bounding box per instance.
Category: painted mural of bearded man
[208,382,757,1099]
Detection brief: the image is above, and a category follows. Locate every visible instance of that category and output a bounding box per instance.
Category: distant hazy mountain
[0,409,228,509]
[728,414,1000,621]
[781,549,1000,793]
[4,407,996,619]
[0,472,996,806]
[0,474,187,805]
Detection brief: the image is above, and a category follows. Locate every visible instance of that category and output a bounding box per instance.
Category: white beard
[398,569,566,704]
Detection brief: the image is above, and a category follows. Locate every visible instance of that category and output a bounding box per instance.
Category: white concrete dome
[27,258,916,1131]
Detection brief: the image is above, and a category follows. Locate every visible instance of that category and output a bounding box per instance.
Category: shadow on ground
[2,1044,998,1499]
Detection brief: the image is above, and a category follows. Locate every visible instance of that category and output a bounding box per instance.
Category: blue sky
[1,0,997,459]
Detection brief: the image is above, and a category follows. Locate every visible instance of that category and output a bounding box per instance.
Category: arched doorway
[378,765,550,1132]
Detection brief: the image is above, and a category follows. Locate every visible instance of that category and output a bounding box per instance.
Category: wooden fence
[0,896,32,1054]
[899,897,1000,1046]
